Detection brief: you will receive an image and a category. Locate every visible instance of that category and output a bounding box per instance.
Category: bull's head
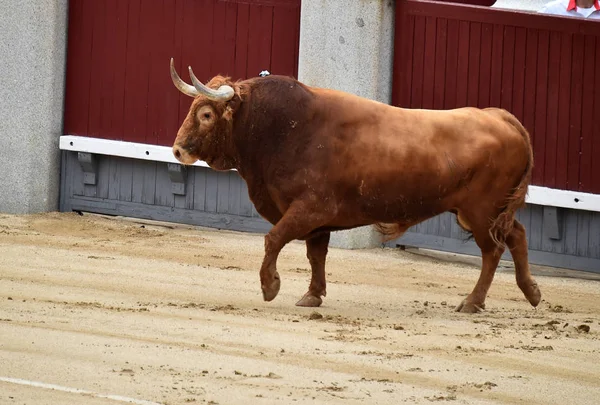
[170,58,240,171]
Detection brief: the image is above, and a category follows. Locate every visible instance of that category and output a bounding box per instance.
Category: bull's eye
[203,112,211,120]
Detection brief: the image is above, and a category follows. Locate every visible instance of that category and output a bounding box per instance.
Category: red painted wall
[392,0,600,194]
[63,0,301,147]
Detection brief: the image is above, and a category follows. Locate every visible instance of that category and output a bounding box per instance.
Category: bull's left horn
[170,58,199,98]
[188,66,235,102]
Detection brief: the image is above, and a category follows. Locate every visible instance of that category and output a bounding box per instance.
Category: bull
[169,58,541,313]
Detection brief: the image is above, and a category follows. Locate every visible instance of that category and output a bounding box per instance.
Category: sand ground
[1,212,599,405]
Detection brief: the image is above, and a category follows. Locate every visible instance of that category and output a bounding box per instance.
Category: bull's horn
[188,66,235,102]
[170,58,199,98]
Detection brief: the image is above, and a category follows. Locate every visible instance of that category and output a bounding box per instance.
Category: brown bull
[169,58,541,313]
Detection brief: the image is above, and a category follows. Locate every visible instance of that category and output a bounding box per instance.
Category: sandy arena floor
[0,212,599,405]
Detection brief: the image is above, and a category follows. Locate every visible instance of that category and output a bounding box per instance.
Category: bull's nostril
[174,148,181,159]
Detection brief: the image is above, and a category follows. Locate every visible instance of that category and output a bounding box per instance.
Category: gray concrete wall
[0,1,68,214]
[297,0,395,249]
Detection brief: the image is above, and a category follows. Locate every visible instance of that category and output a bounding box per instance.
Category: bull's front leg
[260,201,331,303]
[296,232,330,307]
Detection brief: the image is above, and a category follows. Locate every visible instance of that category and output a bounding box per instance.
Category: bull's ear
[226,91,242,112]
[223,90,242,120]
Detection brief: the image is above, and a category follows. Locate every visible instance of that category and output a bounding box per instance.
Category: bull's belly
[330,193,455,227]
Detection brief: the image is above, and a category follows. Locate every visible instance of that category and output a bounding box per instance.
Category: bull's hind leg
[296,232,330,307]
[506,219,541,307]
[455,212,506,314]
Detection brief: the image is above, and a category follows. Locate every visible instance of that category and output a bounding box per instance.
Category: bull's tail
[488,111,534,248]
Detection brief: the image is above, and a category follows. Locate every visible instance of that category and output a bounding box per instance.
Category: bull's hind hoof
[261,277,281,302]
[455,299,485,314]
[295,293,323,307]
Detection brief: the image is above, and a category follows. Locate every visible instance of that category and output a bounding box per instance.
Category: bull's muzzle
[172,144,194,165]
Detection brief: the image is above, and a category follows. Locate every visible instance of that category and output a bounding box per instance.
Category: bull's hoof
[295,293,323,307]
[523,281,542,307]
[261,276,281,302]
[455,299,485,314]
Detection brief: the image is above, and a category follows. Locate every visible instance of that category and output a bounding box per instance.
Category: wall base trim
[390,232,600,274]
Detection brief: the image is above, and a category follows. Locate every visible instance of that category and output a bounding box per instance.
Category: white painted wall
[492,0,549,12]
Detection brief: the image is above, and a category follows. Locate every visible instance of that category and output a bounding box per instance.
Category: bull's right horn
[188,66,235,102]
[170,58,199,98]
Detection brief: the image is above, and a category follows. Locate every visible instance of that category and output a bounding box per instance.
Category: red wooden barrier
[63,0,301,147]
[392,0,600,194]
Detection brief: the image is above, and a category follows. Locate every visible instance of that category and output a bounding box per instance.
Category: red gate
[392,0,600,194]
[63,0,301,147]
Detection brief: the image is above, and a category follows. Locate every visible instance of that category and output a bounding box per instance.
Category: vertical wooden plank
[141,162,157,206]
[528,205,544,251]
[562,208,579,255]
[210,0,238,78]
[467,22,481,107]
[444,19,459,109]
[154,163,175,207]
[193,167,207,212]
[122,0,147,144]
[556,32,572,190]
[519,205,532,246]
[438,213,452,238]
[108,157,120,200]
[533,30,549,186]
[211,0,230,76]
[86,0,107,139]
[271,5,299,77]
[239,180,254,217]
[426,217,441,236]
[228,172,242,216]
[512,27,527,123]
[216,171,230,214]
[489,24,503,108]
[579,36,596,192]
[576,211,590,257]
[144,0,169,146]
[174,169,194,210]
[83,184,97,198]
[247,5,274,78]
[106,0,130,140]
[567,35,584,191]
[395,7,415,108]
[233,3,250,80]
[592,39,600,194]
[131,160,146,204]
[433,18,447,110]
[205,171,219,213]
[542,209,563,254]
[155,0,183,147]
[119,159,133,202]
[523,29,538,178]
[455,21,470,107]
[500,26,515,111]
[478,23,493,108]
[63,0,92,135]
[70,153,85,197]
[411,16,426,108]
[589,213,600,259]
[98,0,120,139]
[422,17,437,109]
[95,156,110,200]
[543,32,561,189]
